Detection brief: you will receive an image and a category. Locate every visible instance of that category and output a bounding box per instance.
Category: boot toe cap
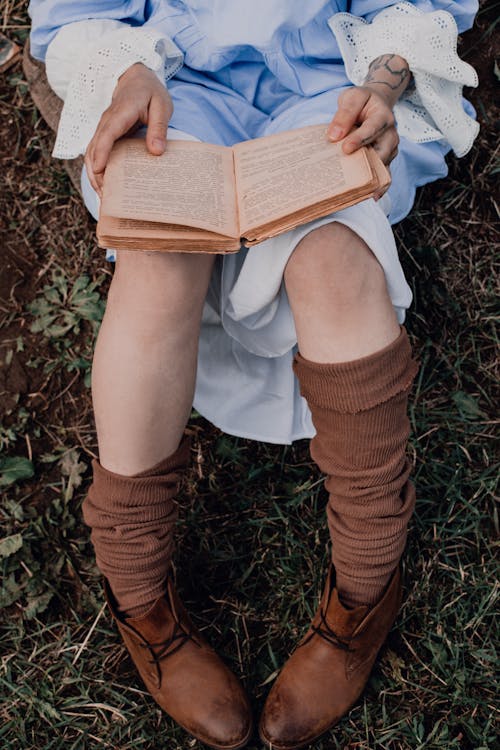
[184,688,252,750]
[259,688,318,749]
[197,704,252,749]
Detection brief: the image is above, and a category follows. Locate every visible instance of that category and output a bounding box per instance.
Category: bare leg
[284,222,400,362]
[91,249,215,475]
[259,222,417,749]
[83,251,251,748]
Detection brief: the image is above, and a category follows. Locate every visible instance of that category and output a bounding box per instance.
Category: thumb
[146,93,170,155]
[327,88,370,143]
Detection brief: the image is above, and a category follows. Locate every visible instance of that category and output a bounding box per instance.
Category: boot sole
[180,715,253,750]
[259,714,343,750]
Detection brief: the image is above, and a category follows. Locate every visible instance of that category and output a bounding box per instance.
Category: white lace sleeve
[45,19,183,159]
[328,1,479,157]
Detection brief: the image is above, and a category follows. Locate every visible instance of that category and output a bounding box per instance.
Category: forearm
[362,54,412,107]
[329,5,479,158]
[44,21,182,160]
[327,53,412,166]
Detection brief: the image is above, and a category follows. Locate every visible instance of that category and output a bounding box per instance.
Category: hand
[328,86,399,166]
[327,55,411,197]
[85,63,173,195]
[327,87,398,201]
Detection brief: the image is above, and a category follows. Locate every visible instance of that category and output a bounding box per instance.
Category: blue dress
[28,1,479,443]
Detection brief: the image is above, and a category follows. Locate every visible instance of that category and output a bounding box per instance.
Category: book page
[233,125,373,234]
[366,146,391,191]
[96,215,240,252]
[101,138,239,237]
[98,215,234,243]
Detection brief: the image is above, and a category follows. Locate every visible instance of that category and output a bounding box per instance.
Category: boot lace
[310,608,354,652]
[139,620,200,664]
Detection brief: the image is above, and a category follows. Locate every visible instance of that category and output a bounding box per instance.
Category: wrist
[118,61,152,84]
[361,83,401,110]
[362,54,412,107]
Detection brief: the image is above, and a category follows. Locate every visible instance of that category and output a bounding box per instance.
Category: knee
[284,223,387,309]
[109,250,215,322]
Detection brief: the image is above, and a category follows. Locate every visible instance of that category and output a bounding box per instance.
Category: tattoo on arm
[364,54,413,92]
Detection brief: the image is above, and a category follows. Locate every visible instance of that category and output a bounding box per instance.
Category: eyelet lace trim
[328,2,479,157]
[50,23,183,160]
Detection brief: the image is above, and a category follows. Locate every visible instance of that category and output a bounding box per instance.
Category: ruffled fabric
[46,20,183,159]
[33,0,480,443]
[81,125,413,444]
[328,1,479,157]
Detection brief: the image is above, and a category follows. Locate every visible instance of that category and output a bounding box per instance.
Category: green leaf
[24,590,54,620]
[0,573,23,608]
[60,449,87,502]
[52,271,68,298]
[71,275,90,295]
[0,533,23,558]
[0,456,34,487]
[45,286,62,305]
[29,313,58,334]
[452,391,487,421]
[47,322,75,338]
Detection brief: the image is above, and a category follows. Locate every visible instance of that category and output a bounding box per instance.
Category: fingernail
[328,126,343,141]
[153,138,166,151]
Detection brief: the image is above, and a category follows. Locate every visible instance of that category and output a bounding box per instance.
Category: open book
[97,124,390,253]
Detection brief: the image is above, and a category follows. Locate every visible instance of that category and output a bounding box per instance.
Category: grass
[0,1,498,748]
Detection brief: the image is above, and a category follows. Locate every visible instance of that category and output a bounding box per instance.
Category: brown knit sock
[293,327,419,608]
[82,437,191,618]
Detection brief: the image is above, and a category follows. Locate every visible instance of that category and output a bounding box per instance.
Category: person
[27,2,479,748]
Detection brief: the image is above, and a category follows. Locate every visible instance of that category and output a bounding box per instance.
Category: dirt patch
[0,48,108,511]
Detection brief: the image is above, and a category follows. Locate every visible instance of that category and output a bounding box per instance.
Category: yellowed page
[97,215,238,246]
[101,138,239,237]
[233,124,373,235]
[366,146,391,191]
[97,216,240,253]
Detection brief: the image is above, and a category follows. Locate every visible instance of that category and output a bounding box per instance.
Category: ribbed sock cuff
[85,435,191,515]
[82,436,191,618]
[293,326,418,413]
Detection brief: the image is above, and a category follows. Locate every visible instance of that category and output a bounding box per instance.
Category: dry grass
[0,2,498,748]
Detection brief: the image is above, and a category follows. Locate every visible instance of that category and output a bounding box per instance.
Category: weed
[26,268,105,386]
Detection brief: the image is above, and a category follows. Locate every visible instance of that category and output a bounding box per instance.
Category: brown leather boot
[259,563,402,749]
[105,573,253,750]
